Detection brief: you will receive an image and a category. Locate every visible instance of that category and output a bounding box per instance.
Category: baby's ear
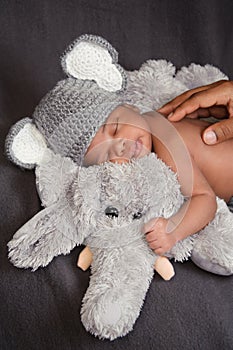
[61,34,127,92]
[5,117,47,169]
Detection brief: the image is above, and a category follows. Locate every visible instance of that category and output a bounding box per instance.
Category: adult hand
[158,80,233,145]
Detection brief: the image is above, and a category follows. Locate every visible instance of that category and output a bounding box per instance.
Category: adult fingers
[186,106,227,119]
[168,81,233,122]
[167,87,226,121]
[203,118,233,144]
[186,108,211,119]
[158,85,210,116]
[227,93,233,117]
[158,80,225,116]
[208,106,228,119]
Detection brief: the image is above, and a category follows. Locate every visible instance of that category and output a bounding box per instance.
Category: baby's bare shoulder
[170,118,209,139]
[170,118,233,154]
[169,118,214,154]
[170,118,233,201]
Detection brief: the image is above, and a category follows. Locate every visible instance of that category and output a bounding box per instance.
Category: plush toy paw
[191,250,233,276]
[190,198,233,276]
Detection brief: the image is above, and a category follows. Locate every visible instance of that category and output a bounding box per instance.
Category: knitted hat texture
[33,34,127,165]
[5,34,127,168]
[33,78,124,165]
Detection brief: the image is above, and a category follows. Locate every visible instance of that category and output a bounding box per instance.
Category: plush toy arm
[5,117,47,169]
[8,202,84,271]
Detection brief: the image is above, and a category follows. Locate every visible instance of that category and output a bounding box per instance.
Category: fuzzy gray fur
[5,35,126,166]
[5,35,233,340]
[8,152,233,340]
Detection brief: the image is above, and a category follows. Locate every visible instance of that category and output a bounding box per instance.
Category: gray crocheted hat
[5,34,127,167]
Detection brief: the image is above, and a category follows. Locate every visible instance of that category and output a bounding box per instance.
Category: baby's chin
[110,151,151,164]
[110,157,130,164]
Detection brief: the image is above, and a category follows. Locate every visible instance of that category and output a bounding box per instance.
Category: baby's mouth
[112,139,143,163]
[132,139,143,159]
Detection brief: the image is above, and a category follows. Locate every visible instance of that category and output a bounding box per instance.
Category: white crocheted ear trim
[11,123,47,165]
[64,41,123,92]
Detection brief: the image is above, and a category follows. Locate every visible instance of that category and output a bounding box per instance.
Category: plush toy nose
[105,206,119,218]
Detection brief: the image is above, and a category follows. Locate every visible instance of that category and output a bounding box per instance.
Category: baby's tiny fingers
[153,247,165,255]
[146,231,158,243]
[149,240,161,250]
[143,218,159,234]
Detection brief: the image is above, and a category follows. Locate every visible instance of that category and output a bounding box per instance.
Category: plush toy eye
[105,206,119,218]
[133,212,142,220]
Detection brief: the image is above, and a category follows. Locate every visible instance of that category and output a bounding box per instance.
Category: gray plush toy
[7,150,233,340]
[5,35,233,340]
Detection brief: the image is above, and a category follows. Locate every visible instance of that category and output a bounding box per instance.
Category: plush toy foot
[191,250,233,276]
[77,246,93,271]
[154,256,175,280]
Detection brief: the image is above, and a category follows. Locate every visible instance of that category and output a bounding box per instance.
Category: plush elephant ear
[61,34,127,92]
[7,200,85,271]
[5,117,47,169]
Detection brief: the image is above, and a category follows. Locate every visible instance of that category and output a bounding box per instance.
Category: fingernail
[203,131,217,144]
[168,112,173,119]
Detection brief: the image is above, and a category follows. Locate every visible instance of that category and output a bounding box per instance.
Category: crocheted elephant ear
[61,34,127,92]
[5,117,47,169]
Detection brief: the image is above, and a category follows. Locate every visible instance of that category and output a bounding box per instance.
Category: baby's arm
[145,137,217,255]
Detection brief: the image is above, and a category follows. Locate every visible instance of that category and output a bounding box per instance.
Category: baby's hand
[143,217,177,255]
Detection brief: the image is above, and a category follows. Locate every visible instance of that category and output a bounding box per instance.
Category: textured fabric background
[1,1,233,349]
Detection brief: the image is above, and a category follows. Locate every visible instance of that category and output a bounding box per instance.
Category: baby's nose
[113,138,125,157]
[116,138,126,157]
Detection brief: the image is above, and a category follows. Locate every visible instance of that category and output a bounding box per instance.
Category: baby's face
[84,105,152,165]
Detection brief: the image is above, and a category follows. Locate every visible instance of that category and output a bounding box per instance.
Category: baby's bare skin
[169,118,233,202]
[144,111,233,202]
[142,110,233,255]
[79,109,233,272]
[85,106,232,255]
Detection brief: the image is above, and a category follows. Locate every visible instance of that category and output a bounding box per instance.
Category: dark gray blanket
[1,1,233,349]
